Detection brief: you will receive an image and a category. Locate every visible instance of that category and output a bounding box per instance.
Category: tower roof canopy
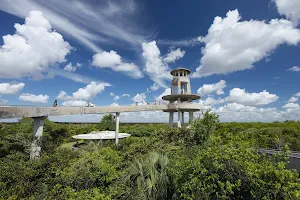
[170,68,191,76]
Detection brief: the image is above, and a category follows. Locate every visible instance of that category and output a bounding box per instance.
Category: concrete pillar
[169,112,174,127]
[115,112,120,145]
[187,79,191,94]
[189,111,194,122]
[181,112,184,125]
[177,80,181,94]
[30,116,47,159]
[177,111,181,128]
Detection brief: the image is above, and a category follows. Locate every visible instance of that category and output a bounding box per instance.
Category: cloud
[201,97,225,106]
[113,96,120,101]
[155,88,171,104]
[72,82,110,100]
[19,93,49,103]
[132,93,146,104]
[110,92,114,97]
[142,41,172,87]
[56,90,72,100]
[0,82,25,94]
[150,83,160,91]
[287,66,300,72]
[197,80,226,96]
[92,50,121,67]
[192,9,300,78]
[0,11,71,79]
[282,102,300,109]
[92,50,143,79]
[288,96,299,103]
[0,0,149,52]
[47,68,103,84]
[62,100,88,107]
[163,48,185,63]
[56,82,110,103]
[157,36,203,47]
[63,62,82,72]
[110,102,119,107]
[122,94,130,97]
[225,88,279,106]
[274,0,300,25]
[295,92,300,97]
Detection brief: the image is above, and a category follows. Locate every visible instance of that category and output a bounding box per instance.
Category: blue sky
[0,0,299,122]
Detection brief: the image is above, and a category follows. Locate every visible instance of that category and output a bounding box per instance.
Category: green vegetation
[1,112,300,199]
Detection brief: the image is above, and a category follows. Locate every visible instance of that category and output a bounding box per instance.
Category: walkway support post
[189,111,194,123]
[181,111,184,126]
[169,112,174,127]
[115,112,120,145]
[177,111,181,128]
[30,116,47,159]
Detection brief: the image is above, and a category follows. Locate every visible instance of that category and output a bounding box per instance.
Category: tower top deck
[170,68,190,76]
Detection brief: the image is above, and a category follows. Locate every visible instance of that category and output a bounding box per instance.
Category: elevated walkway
[0,103,200,119]
[259,148,300,173]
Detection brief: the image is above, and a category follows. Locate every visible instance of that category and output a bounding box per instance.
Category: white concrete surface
[30,117,46,159]
[72,131,130,140]
[115,112,120,145]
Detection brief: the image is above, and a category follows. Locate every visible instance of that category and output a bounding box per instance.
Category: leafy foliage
[1,112,300,199]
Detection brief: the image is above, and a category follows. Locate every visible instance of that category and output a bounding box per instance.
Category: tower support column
[115,112,120,146]
[169,112,174,127]
[177,111,181,128]
[30,116,47,159]
[189,111,194,122]
[181,111,184,126]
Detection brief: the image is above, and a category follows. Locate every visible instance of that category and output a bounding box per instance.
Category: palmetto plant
[126,152,175,200]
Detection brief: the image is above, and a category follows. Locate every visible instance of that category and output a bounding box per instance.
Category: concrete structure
[162,68,200,128]
[72,131,130,140]
[0,68,201,159]
[259,148,300,173]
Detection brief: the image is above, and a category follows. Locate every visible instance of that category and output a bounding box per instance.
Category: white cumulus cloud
[132,93,146,104]
[288,96,299,103]
[72,82,110,100]
[92,50,143,79]
[0,11,71,79]
[197,80,226,96]
[163,48,185,63]
[274,0,300,25]
[62,100,88,107]
[192,9,300,78]
[295,92,300,97]
[63,62,82,72]
[225,88,279,106]
[282,102,300,109]
[56,90,72,100]
[0,82,25,94]
[142,41,172,87]
[19,93,49,103]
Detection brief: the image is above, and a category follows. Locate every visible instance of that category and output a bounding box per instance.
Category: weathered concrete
[169,112,174,127]
[115,112,120,145]
[0,104,201,119]
[30,117,47,159]
[189,111,194,122]
[177,111,181,128]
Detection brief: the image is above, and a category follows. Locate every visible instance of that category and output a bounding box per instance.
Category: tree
[98,114,115,131]
[126,152,176,200]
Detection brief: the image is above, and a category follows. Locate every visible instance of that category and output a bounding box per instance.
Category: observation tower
[162,68,200,128]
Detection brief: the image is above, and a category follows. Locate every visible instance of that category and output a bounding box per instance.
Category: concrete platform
[162,94,200,102]
[0,103,200,119]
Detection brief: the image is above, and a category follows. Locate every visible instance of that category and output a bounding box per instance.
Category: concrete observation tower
[162,68,200,128]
